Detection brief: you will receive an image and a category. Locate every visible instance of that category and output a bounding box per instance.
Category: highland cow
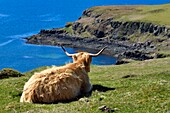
[20,46,106,103]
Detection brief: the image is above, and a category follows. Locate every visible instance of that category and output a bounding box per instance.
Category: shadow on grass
[92,84,115,92]
[80,84,115,98]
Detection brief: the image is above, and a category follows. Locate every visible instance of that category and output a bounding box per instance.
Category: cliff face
[26,4,170,61]
[72,9,170,39]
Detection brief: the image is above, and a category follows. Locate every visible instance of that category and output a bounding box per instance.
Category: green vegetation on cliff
[87,4,170,26]
[0,68,24,79]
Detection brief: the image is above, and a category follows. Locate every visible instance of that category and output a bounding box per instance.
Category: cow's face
[72,52,92,72]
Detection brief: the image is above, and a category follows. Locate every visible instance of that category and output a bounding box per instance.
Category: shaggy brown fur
[20,52,92,103]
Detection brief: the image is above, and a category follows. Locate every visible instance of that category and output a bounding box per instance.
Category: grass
[87,4,170,26]
[63,26,74,34]
[135,4,170,26]
[0,57,170,113]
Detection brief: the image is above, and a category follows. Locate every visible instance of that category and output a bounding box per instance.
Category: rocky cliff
[26,4,170,61]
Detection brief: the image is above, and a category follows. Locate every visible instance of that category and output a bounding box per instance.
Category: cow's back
[20,67,82,103]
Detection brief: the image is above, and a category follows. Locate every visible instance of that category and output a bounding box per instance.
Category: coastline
[26,4,170,61]
[25,28,155,61]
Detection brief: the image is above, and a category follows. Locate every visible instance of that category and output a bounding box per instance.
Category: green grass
[87,4,170,26]
[63,26,74,34]
[135,4,170,26]
[0,57,170,113]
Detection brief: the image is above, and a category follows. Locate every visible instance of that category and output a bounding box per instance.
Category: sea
[0,0,169,72]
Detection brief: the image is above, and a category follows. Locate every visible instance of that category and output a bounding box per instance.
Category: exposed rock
[79,98,89,103]
[72,22,80,31]
[115,60,129,65]
[94,30,105,38]
[98,105,107,111]
[122,74,137,78]
[122,50,153,60]
[98,105,115,112]
[110,21,169,38]
[25,6,170,61]
[82,9,92,17]
[40,29,65,34]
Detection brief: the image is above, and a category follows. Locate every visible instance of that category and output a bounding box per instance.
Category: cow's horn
[89,46,107,57]
[61,46,75,57]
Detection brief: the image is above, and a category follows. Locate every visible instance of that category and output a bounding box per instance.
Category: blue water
[0,0,169,72]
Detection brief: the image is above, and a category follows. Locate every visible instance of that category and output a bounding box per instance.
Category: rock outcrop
[26,5,170,61]
[0,68,24,79]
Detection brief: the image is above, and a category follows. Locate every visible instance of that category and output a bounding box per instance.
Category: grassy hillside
[0,57,169,113]
[88,4,170,26]
[68,3,170,57]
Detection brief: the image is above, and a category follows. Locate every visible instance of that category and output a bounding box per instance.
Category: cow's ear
[72,55,77,62]
[84,56,92,72]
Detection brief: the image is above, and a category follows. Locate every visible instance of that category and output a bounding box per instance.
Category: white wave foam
[8,32,37,39]
[0,39,15,46]
[40,14,61,22]
[23,56,33,59]
[39,14,51,17]
[0,13,9,17]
